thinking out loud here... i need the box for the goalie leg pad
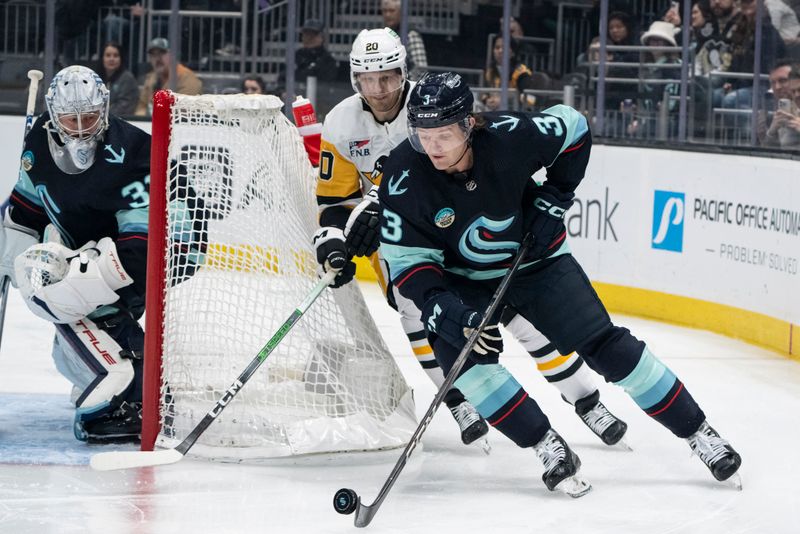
[52,314,143,440]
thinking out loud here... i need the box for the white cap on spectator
[640,21,678,46]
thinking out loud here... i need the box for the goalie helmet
[349,27,407,96]
[407,72,475,153]
[44,65,110,174]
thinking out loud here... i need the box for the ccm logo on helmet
[417,112,439,118]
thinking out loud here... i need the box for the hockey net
[142,91,416,459]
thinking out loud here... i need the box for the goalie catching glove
[525,184,574,261]
[15,237,133,323]
[312,226,356,288]
[421,291,503,363]
[344,186,381,257]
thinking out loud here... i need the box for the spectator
[664,0,720,75]
[241,75,267,95]
[603,12,640,109]
[764,0,800,48]
[763,64,800,147]
[295,19,338,83]
[97,41,139,116]
[480,36,535,111]
[716,0,786,110]
[135,38,203,116]
[381,0,428,79]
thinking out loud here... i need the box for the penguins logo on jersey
[359,155,387,185]
[458,215,519,264]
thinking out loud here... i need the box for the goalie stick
[0,69,43,352]
[90,269,339,471]
[333,234,534,528]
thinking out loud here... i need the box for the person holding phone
[764,67,800,149]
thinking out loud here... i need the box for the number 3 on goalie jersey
[381,208,402,242]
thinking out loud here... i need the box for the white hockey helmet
[349,27,407,95]
[44,66,110,173]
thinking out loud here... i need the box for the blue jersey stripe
[381,242,445,282]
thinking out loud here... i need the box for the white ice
[1,281,798,534]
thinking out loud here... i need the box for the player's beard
[365,87,403,115]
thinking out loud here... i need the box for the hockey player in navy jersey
[316,29,628,451]
[0,66,149,443]
[375,72,742,494]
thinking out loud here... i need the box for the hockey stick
[0,70,44,352]
[334,234,534,528]
[90,269,339,471]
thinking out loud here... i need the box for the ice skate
[533,429,592,498]
[83,402,142,444]
[449,400,491,454]
[686,420,742,488]
[574,391,629,448]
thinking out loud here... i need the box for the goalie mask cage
[142,91,416,459]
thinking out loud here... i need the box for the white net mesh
[155,94,416,459]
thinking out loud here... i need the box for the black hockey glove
[312,227,356,288]
[344,187,381,257]
[421,292,503,362]
[525,184,574,261]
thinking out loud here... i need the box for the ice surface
[1,283,798,534]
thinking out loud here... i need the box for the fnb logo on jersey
[651,190,685,252]
[349,139,370,157]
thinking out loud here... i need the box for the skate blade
[725,473,743,491]
[612,438,633,452]
[477,438,491,455]
[554,475,592,498]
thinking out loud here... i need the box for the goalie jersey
[8,112,151,314]
[316,82,413,229]
[377,106,591,309]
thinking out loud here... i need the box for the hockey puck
[333,488,358,515]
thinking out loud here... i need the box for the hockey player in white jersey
[313,28,627,448]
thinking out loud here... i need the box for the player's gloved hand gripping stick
[333,233,534,528]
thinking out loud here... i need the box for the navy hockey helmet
[407,72,474,129]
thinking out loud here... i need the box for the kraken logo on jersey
[388,170,409,196]
[21,150,34,171]
[489,115,520,131]
[458,215,519,264]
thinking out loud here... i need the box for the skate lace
[688,424,730,466]
[449,402,480,431]
[580,402,616,436]
[535,431,567,473]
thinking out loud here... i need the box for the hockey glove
[525,184,574,261]
[466,323,504,364]
[345,187,381,257]
[312,226,356,288]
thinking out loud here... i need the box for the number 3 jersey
[377,105,591,309]
[316,82,413,229]
[8,112,151,313]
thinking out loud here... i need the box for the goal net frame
[141,90,416,458]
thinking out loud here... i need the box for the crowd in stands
[4,0,800,150]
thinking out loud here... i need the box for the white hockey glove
[312,226,355,288]
[0,207,39,287]
[344,186,381,257]
[15,237,133,323]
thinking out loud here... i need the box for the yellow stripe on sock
[412,344,433,356]
[536,352,575,371]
